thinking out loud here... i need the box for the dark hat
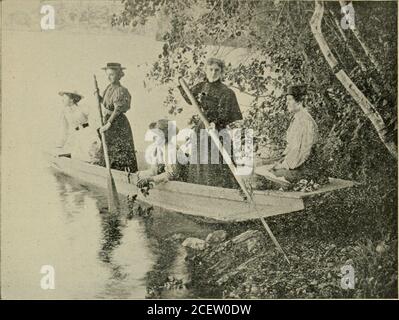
[101,62,126,70]
[285,84,307,98]
[58,90,84,103]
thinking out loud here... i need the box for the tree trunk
[310,1,397,159]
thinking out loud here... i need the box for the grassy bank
[185,186,398,299]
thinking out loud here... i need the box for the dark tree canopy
[112,0,397,180]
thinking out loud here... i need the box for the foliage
[187,190,397,298]
[113,0,397,298]
[112,0,396,172]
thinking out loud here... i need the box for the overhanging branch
[310,1,397,159]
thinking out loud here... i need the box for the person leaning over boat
[177,58,243,189]
[136,119,188,188]
[54,90,101,162]
[95,63,138,172]
[269,85,325,184]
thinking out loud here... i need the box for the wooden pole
[179,78,290,264]
[94,75,120,214]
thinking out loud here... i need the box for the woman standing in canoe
[96,63,138,172]
[178,58,243,188]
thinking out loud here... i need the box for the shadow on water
[134,205,224,299]
[51,171,223,299]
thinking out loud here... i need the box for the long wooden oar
[179,78,290,264]
[94,75,120,214]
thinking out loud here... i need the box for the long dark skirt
[96,113,138,172]
[186,133,239,189]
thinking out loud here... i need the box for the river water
[2,152,218,299]
[1,11,249,299]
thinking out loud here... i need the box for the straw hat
[101,62,126,70]
[58,90,84,103]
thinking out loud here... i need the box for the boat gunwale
[49,155,354,202]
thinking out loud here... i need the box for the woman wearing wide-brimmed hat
[55,90,101,162]
[95,62,138,172]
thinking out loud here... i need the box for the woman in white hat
[55,90,101,162]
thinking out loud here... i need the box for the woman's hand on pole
[99,122,111,133]
[136,177,154,188]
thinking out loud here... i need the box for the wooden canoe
[48,155,354,222]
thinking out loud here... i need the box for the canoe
[48,155,354,222]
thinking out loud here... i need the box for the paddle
[179,78,290,264]
[94,75,120,214]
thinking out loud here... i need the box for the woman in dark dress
[179,58,243,188]
[97,63,138,172]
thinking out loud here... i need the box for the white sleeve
[283,117,316,169]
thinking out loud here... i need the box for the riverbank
[136,187,397,299]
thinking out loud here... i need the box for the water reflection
[53,172,150,299]
[51,171,217,299]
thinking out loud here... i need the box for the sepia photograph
[0,0,397,304]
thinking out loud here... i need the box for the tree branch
[310,0,397,159]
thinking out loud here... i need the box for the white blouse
[282,107,318,170]
[57,104,89,148]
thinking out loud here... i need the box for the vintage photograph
[0,0,397,300]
